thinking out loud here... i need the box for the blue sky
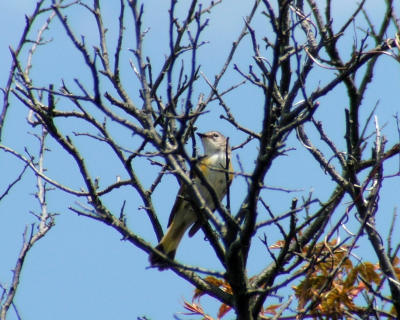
[1,1,400,319]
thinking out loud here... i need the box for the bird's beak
[197,132,206,138]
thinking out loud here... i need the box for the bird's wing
[168,155,233,236]
[167,157,208,227]
[188,156,234,237]
[167,184,187,227]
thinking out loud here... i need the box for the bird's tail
[149,218,189,270]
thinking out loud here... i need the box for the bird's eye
[213,133,219,138]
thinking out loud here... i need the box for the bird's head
[197,131,229,156]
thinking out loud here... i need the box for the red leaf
[217,303,232,319]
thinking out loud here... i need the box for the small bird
[149,131,233,269]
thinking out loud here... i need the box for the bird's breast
[197,153,231,198]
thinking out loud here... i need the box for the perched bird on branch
[149,131,233,270]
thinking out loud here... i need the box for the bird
[149,131,233,269]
